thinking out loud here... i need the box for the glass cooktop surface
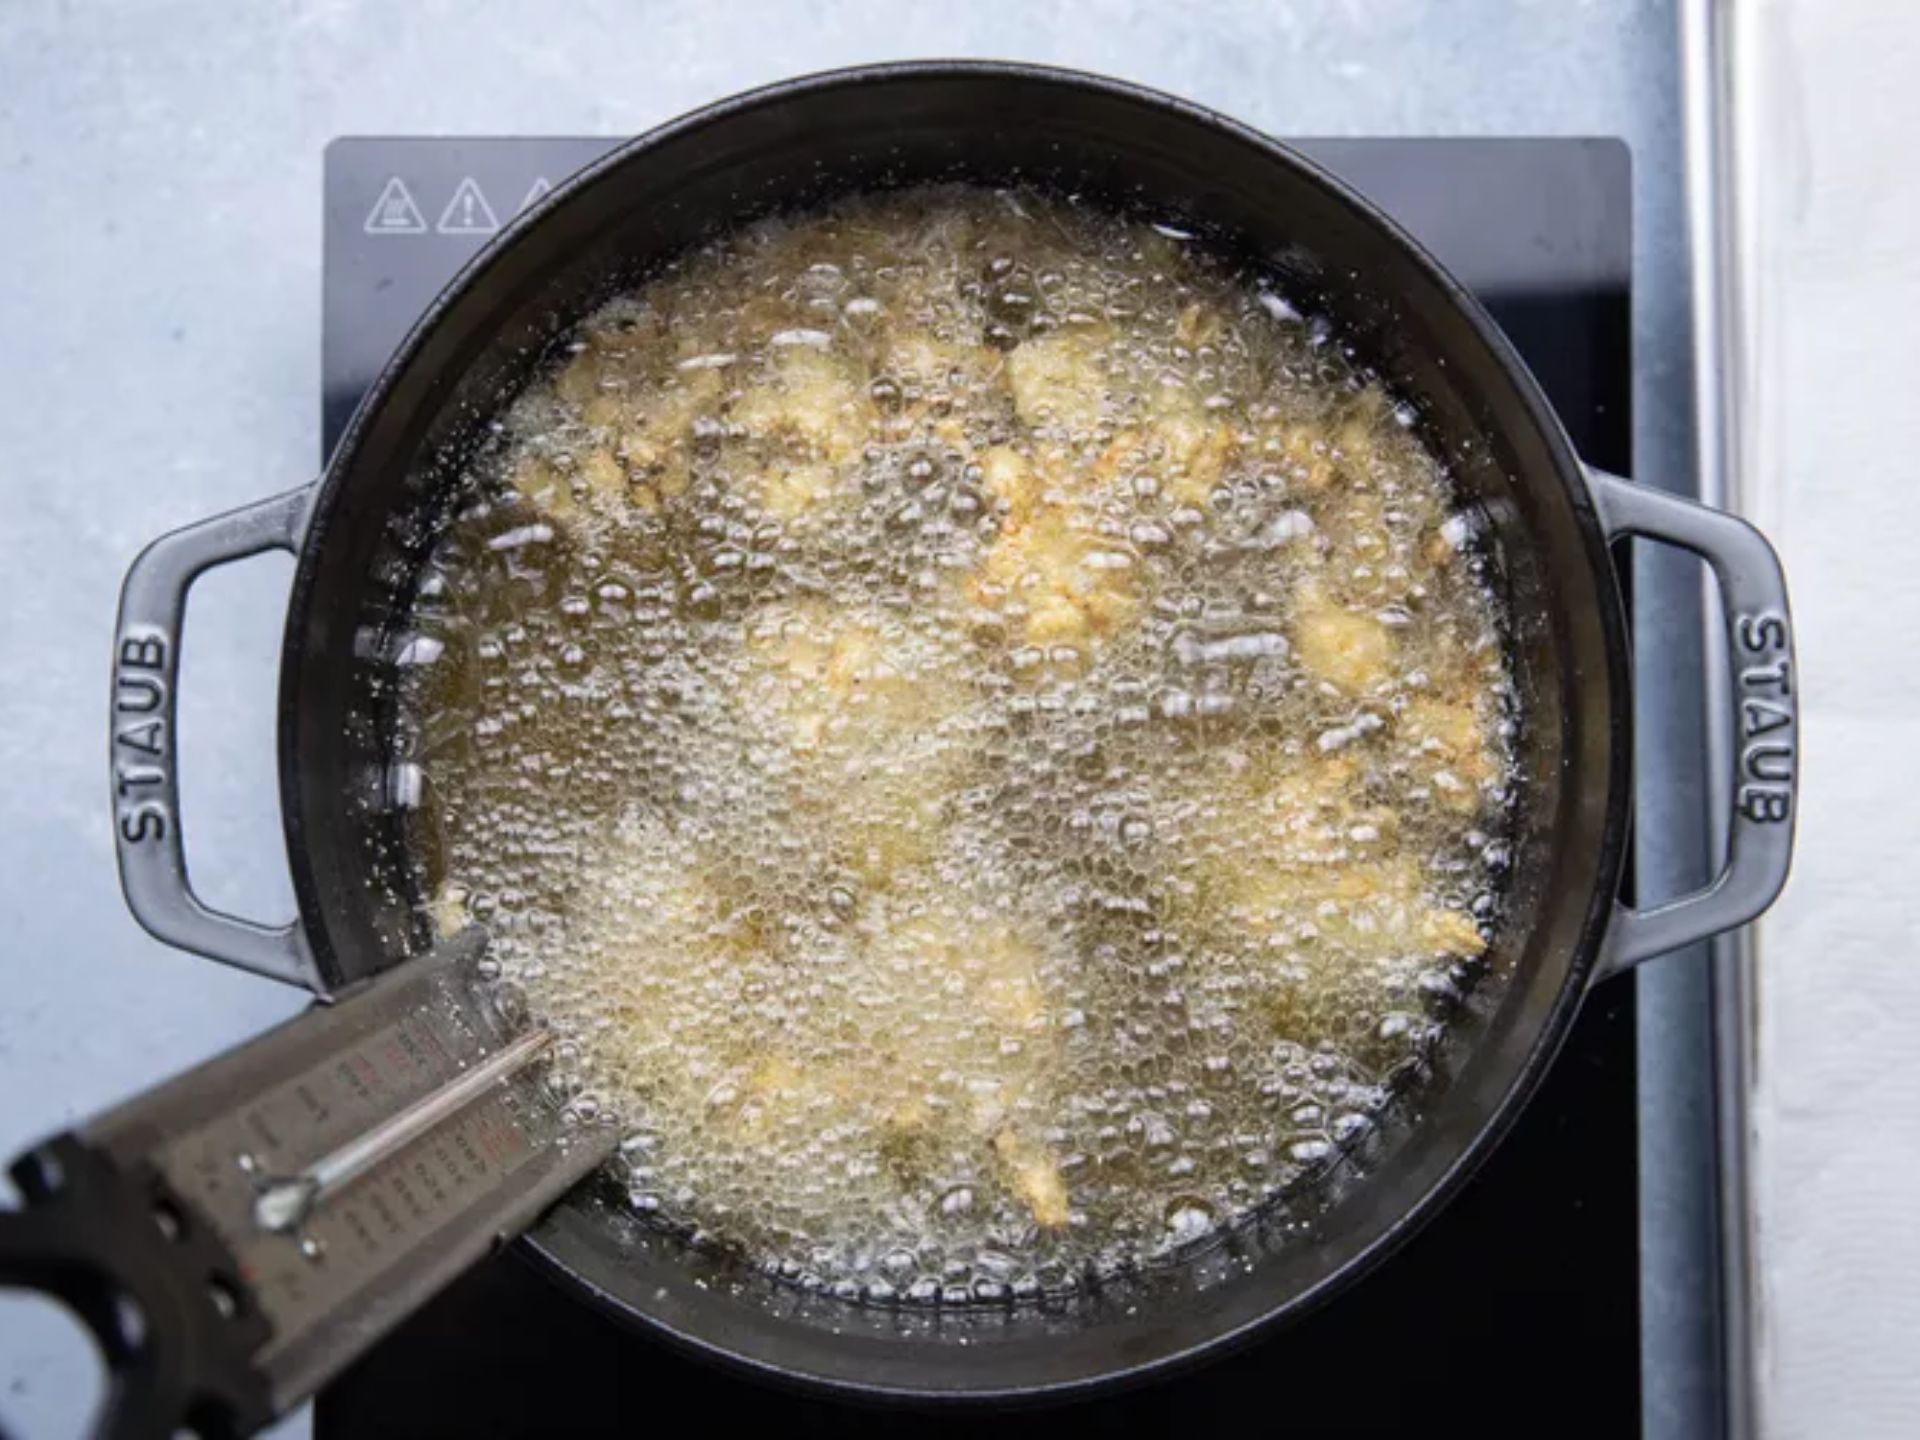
[316,136,1637,1438]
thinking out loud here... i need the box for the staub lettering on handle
[1735,611,1793,823]
[113,628,171,844]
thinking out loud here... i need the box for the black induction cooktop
[317,136,1637,1437]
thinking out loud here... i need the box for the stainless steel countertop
[0,3,1704,1435]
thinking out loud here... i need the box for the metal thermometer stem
[252,1027,556,1234]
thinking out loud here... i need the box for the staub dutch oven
[98,64,1797,1405]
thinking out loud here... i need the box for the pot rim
[281,58,1634,1401]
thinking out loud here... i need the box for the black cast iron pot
[105,62,1798,1403]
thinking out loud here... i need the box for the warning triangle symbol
[437,177,499,236]
[364,176,426,235]
[519,176,554,214]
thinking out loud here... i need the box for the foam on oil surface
[394,186,1517,1302]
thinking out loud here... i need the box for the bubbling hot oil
[395,186,1517,1302]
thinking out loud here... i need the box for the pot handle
[1588,469,1798,977]
[110,487,323,991]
